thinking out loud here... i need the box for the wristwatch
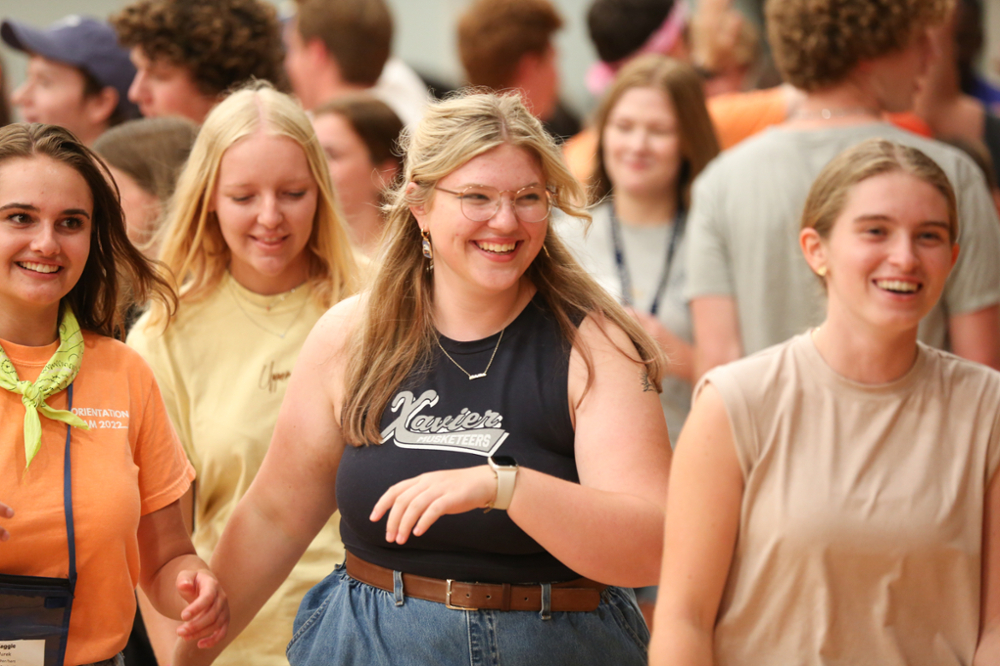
[487,455,518,511]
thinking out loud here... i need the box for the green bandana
[0,309,90,469]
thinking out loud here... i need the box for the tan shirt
[129,275,344,666]
[703,333,1000,666]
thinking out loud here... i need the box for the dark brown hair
[0,123,175,336]
[458,0,562,89]
[590,55,719,207]
[294,0,393,87]
[112,0,287,97]
[313,94,403,171]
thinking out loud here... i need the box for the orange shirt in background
[0,331,194,665]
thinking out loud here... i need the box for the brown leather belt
[345,551,606,612]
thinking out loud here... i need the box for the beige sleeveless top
[703,333,1000,666]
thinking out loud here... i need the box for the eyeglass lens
[460,186,550,223]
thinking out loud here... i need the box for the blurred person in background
[2,15,140,145]
[955,0,1000,113]
[128,81,358,666]
[915,0,1000,189]
[283,0,429,126]
[311,94,403,258]
[93,116,199,258]
[457,0,580,143]
[686,0,1000,378]
[561,54,718,450]
[111,0,286,124]
[0,53,11,127]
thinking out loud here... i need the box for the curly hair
[111,0,287,97]
[766,0,947,91]
[458,0,562,89]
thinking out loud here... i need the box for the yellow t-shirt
[0,332,194,666]
[128,275,344,666]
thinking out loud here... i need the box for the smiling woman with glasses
[185,91,674,666]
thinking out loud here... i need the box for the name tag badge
[0,640,44,666]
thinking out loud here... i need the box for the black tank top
[337,295,580,583]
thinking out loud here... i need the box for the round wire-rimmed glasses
[435,185,552,223]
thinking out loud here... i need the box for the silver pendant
[468,373,487,380]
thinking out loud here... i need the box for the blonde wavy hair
[149,81,358,325]
[341,91,663,446]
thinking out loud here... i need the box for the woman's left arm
[137,499,229,649]
[975,468,1000,664]
[374,315,672,587]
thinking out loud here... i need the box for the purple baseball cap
[1,15,140,120]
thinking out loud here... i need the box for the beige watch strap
[488,457,518,511]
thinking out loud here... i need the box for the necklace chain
[228,282,309,340]
[435,328,505,380]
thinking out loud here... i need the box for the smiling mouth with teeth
[17,262,60,274]
[475,241,519,254]
[874,279,920,294]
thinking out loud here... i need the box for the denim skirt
[287,564,649,666]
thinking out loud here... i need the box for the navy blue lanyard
[609,206,686,316]
[63,383,77,593]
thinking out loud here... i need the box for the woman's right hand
[0,501,12,541]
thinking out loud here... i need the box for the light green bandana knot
[0,309,90,469]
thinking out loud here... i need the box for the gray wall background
[2,0,1000,121]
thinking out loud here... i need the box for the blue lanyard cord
[609,206,686,316]
[64,383,76,590]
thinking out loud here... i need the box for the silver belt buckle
[445,579,477,611]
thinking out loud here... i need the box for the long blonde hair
[341,91,663,446]
[150,81,357,324]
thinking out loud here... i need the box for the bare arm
[374,315,673,587]
[137,499,227,648]
[950,305,1000,370]
[173,302,356,666]
[139,486,195,664]
[649,383,743,666]
[691,295,743,380]
[975,468,1000,665]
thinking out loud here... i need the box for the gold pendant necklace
[435,328,505,380]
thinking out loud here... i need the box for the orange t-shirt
[0,331,194,666]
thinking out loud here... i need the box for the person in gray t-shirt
[686,0,1000,376]
[560,54,719,445]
